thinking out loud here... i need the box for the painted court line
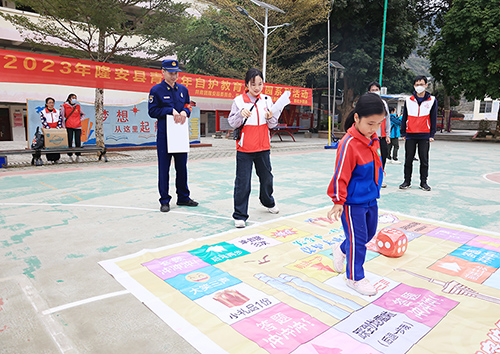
[0,202,240,222]
[42,290,131,315]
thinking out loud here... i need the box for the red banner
[0,49,312,106]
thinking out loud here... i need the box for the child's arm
[327,138,356,218]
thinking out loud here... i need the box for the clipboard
[166,114,189,153]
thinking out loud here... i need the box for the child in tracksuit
[388,107,402,163]
[327,93,386,296]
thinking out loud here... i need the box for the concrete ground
[1,132,499,353]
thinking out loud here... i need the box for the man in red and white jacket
[399,75,437,191]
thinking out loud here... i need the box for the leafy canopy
[429,0,500,100]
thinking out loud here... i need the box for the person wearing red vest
[228,68,280,228]
[40,97,63,163]
[367,82,390,188]
[61,93,85,162]
[399,76,437,191]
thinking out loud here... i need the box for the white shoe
[346,278,377,296]
[392,159,401,164]
[75,156,81,163]
[267,205,279,214]
[261,202,279,214]
[234,219,246,228]
[381,181,387,188]
[332,244,346,273]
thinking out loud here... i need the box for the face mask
[71,98,77,104]
[370,90,381,95]
[415,86,425,94]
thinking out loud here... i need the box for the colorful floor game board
[100,208,500,354]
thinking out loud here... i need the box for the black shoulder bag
[233,98,259,140]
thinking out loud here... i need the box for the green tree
[429,0,500,136]
[177,0,329,86]
[328,0,419,123]
[2,0,191,147]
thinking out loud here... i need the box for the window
[479,101,492,113]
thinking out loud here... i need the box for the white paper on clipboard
[271,91,291,117]
[166,114,189,153]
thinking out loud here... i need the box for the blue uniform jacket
[148,80,191,135]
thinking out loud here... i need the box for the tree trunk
[496,106,500,138]
[444,90,451,132]
[94,29,106,148]
[94,88,104,148]
[338,78,355,131]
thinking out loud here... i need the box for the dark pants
[378,137,388,169]
[233,150,275,221]
[67,128,82,156]
[340,204,378,281]
[404,138,430,184]
[157,134,190,205]
[46,153,60,162]
[388,138,399,160]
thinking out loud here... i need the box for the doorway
[0,108,12,141]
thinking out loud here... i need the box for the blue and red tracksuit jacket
[327,125,383,207]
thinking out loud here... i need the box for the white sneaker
[267,205,279,214]
[234,219,246,228]
[392,159,401,164]
[332,244,346,273]
[346,278,377,296]
[75,156,81,163]
[381,181,387,188]
[261,202,279,214]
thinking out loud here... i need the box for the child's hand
[327,204,343,221]
[241,108,252,118]
[265,110,273,120]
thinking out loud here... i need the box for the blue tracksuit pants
[340,204,378,281]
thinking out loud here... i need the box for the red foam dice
[374,228,407,257]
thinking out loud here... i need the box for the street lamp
[236,0,291,82]
[325,60,344,149]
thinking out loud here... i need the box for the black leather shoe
[176,199,199,207]
[419,183,431,191]
[399,181,411,190]
[160,204,170,212]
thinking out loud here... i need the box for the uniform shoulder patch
[149,95,154,103]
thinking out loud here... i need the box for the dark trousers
[157,134,190,205]
[388,138,399,160]
[340,204,378,281]
[404,138,430,184]
[233,150,275,221]
[67,128,82,156]
[46,153,60,162]
[379,137,388,169]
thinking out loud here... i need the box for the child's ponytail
[343,93,386,131]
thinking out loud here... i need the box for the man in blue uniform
[148,59,198,212]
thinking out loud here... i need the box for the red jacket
[327,125,383,206]
[63,102,82,128]
[232,93,277,153]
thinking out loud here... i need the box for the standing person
[367,82,390,187]
[229,68,280,228]
[327,93,386,296]
[40,97,63,164]
[148,59,198,212]
[61,93,85,162]
[399,75,437,191]
[387,107,402,164]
